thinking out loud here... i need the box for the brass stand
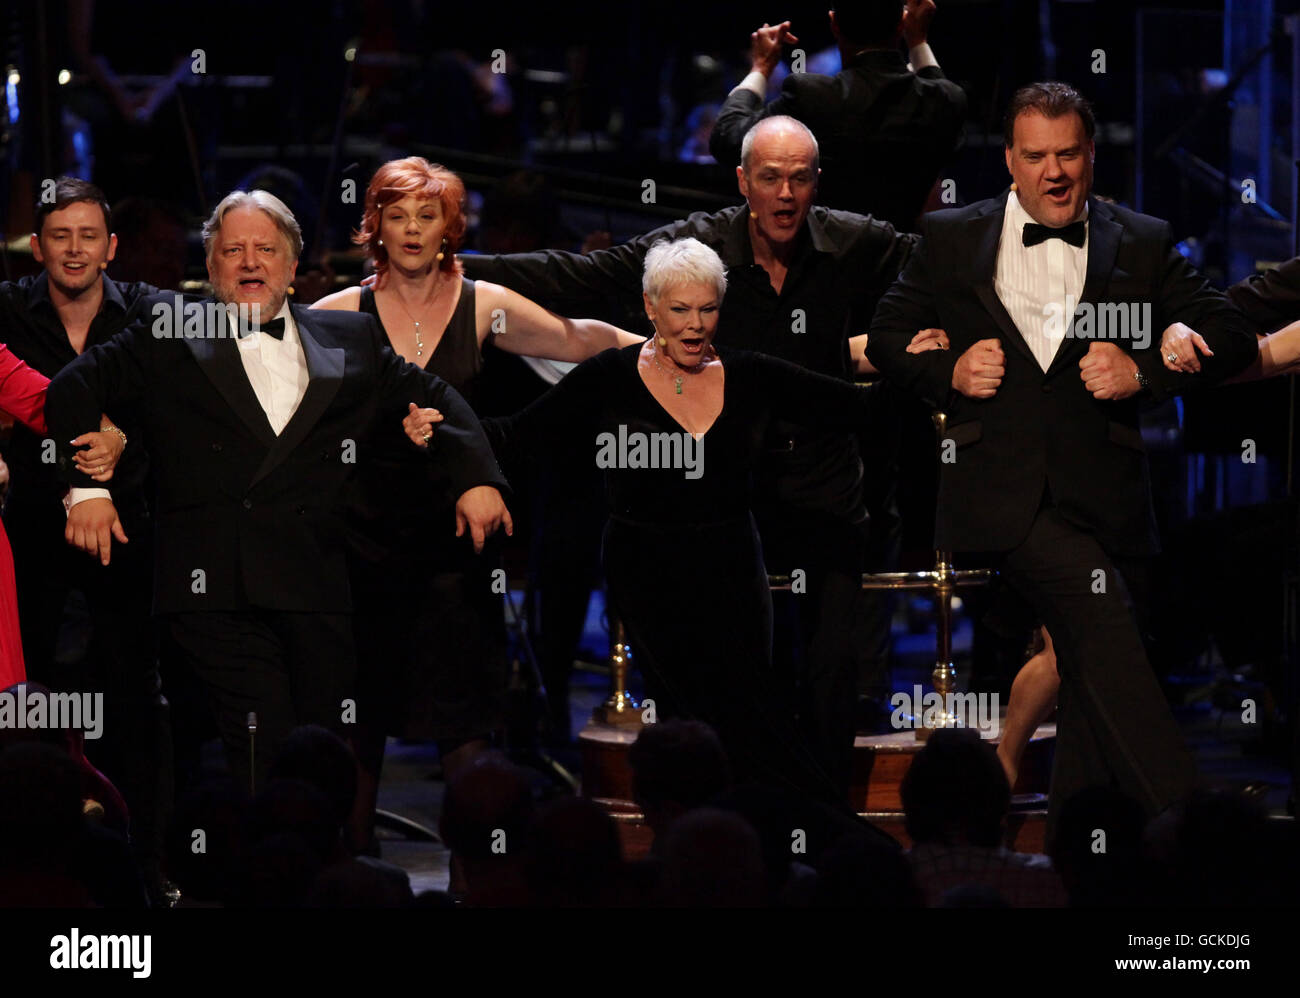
[594,618,643,727]
[769,412,996,738]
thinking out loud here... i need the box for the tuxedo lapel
[249,306,344,487]
[181,303,277,446]
[970,196,1039,368]
[1045,199,1122,379]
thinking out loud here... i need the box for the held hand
[750,21,798,76]
[403,402,445,447]
[1079,341,1140,400]
[907,327,950,353]
[902,0,937,48]
[65,497,128,567]
[71,429,126,483]
[1160,321,1213,374]
[951,338,1004,398]
[455,485,514,554]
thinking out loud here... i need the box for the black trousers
[998,504,1195,841]
[759,508,867,800]
[164,609,356,793]
[604,513,844,806]
[10,513,171,875]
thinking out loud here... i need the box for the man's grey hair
[201,189,303,260]
[642,238,728,304]
[739,115,820,173]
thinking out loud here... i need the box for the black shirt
[0,273,157,529]
[710,51,967,231]
[462,205,916,521]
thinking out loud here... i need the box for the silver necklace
[389,275,445,358]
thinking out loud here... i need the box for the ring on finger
[1166,352,1178,363]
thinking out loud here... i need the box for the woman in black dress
[479,237,875,801]
[313,157,641,851]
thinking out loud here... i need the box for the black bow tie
[1022,220,1087,248]
[245,317,287,340]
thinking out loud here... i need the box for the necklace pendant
[674,377,683,395]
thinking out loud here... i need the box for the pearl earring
[1010,182,1018,192]
[378,239,383,246]
[435,238,447,262]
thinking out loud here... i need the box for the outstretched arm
[474,281,644,359]
[867,226,956,408]
[460,240,647,321]
[478,350,617,477]
[1226,256,1300,334]
[1137,226,1258,397]
[1162,318,1300,384]
[749,352,873,432]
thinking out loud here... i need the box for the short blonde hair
[642,238,727,304]
[202,189,303,261]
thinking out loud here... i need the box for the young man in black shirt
[0,177,170,902]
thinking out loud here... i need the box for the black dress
[348,279,508,741]
[485,343,871,801]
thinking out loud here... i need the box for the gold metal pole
[594,617,643,727]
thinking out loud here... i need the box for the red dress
[0,345,50,688]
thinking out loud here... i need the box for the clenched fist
[952,339,1004,398]
[1079,342,1139,400]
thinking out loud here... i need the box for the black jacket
[46,300,506,614]
[867,193,1258,557]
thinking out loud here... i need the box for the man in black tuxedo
[710,1,966,231]
[867,82,1258,838]
[47,190,511,790]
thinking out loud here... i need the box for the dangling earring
[436,238,447,262]
[377,238,383,246]
[652,323,666,347]
[748,203,757,219]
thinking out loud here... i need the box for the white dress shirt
[69,301,308,510]
[231,302,310,435]
[993,190,1089,373]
